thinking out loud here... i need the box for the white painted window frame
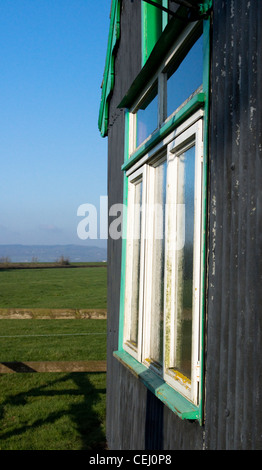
[123,165,147,361]
[163,118,203,404]
[123,112,204,405]
[142,153,167,376]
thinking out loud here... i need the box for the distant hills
[0,244,107,263]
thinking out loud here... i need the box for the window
[124,168,145,360]
[163,119,203,403]
[115,20,208,419]
[129,25,203,154]
[166,34,203,117]
[123,115,203,405]
[136,84,158,148]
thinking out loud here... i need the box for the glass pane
[167,35,203,117]
[129,179,143,346]
[174,146,195,379]
[136,85,158,147]
[149,160,167,366]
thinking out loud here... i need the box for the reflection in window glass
[174,146,195,379]
[136,86,158,147]
[129,179,143,347]
[150,160,167,366]
[167,35,203,117]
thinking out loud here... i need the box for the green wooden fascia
[199,0,213,17]
[98,0,121,137]
[142,0,163,66]
[162,0,168,29]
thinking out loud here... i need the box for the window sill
[113,350,200,421]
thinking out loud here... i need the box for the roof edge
[98,0,121,137]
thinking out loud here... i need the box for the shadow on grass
[0,372,107,450]
[70,373,107,450]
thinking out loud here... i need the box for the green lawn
[0,319,107,362]
[0,265,108,450]
[0,372,106,450]
[0,319,107,450]
[0,266,107,309]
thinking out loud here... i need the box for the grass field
[0,264,107,450]
[0,372,106,450]
[0,265,107,309]
[0,319,107,450]
[0,319,107,362]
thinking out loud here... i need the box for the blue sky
[0,0,111,247]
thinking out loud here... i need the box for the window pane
[149,160,167,366]
[129,179,143,346]
[167,35,203,117]
[136,85,158,147]
[174,146,195,379]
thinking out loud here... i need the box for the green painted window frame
[114,12,211,425]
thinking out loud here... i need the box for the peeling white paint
[236,124,240,146]
[250,106,256,130]
[212,195,216,216]
[211,220,216,276]
[230,0,234,19]
[238,55,242,88]
[250,106,256,120]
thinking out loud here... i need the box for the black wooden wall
[106,0,262,450]
[205,0,262,450]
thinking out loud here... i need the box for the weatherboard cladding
[106,0,144,450]
[205,0,262,450]
[105,0,262,450]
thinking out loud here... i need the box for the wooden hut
[98,0,262,450]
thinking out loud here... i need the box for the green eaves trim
[142,0,162,66]
[113,350,199,421]
[98,0,121,137]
